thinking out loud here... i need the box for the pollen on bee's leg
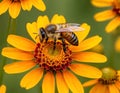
[34,42,72,72]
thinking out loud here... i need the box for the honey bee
[37,23,84,52]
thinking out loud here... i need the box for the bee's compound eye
[45,24,57,33]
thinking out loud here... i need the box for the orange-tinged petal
[9,2,21,19]
[20,68,43,89]
[4,60,36,74]
[0,0,11,15]
[115,37,120,52]
[69,23,90,52]
[42,72,55,93]
[26,22,39,42]
[70,35,102,52]
[83,79,98,87]
[63,70,84,93]
[37,15,50,28]
[0,85,6,93]
[2,47,34,60]
[56,72,69,93]
[109,84,119,93]
[94,10,116,21]
[115,81,120,90]
[21,0,32,11]
[91,0,113,7]
[51,14,66,24]
[90,84,107,93]
[106,17,120,33]
[32,0,46,11]
[7,35,36,51]
[72,52,107,63]
[69,63,102,78]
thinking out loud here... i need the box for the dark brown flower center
[113,0,120,15]
[34,42,72,72]
[11,0,20,2]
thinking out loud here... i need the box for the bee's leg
[40,27,47,42]
[53,37,56,51]
[61,38,66,53]
[45,36,49,43]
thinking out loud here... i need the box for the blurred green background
[0,0,120,93]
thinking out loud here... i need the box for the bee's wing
[56,26,84,32]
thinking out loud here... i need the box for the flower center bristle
[98,67,119,85]
[34,42,72,72]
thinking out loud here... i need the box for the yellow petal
[0,85,6,93]
[9,2,21,19]
[42,72,55,93]
[4,60,36,74]
[69,63,102,78]
[91,0,113,7]
[69,23,90,52]
[32,0,46,11]
[106,17,120,33]
[2,47,34,60]
[20,68,43,89]
[26,22,39,42]
[109,84,119,93]
[90,84,107,93]
[37,15,50,28]
[62,70,84,93]
[115,81,120,90]
[21,0,32,11]
[7,34,36,51]
[83,79,98,87]
[72,52,107,63]
[115,37,120,52]
[56,72,69,93]
[94,10,116,21]
[51,14,66,24]
[0,0,11,15]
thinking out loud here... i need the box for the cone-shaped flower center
[12,0,20,2]
[99,67,118,84]
[113,1,120,15]
[34,42,72,72]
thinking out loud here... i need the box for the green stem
[0,16,17,85]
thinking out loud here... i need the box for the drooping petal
[20,68,43,89]
[62,70,84,93]
[56,72,69,93]
[106,17,120,33]
[69,23,90,52]
[9,2,21,19]
[69,63,102,78]
[42,72,55,93]
[37,15,50,28]
[26,22,39,42]
[51,14,66,24]
[21,0,32,11]
[83,79,98,87]
[72,52,107,63]
[115,37,120,52]
[7,35,36,51]
[90,84,107,93]
[94,10,116,21]
[32,0,46,11]
[0,85,6,93]
[4,60,36,74]
[109,84,119,93]
[0,0,11,15]
[91,0,113,7]
[2,47,34,60]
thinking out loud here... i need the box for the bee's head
[45,24,57,33]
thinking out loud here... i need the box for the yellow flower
[0,85,6,93]
[83,67,120,93]
[115,36,120,52]
[92,0,120,33]
[2,14,107,93]
[0,0,46,19]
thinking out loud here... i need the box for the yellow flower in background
[2,14,107,93]
[83,67,120,93]
[0,85,6,93]
[0,0,46,19]
[115,36,120,52]
[92,0,120,33]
